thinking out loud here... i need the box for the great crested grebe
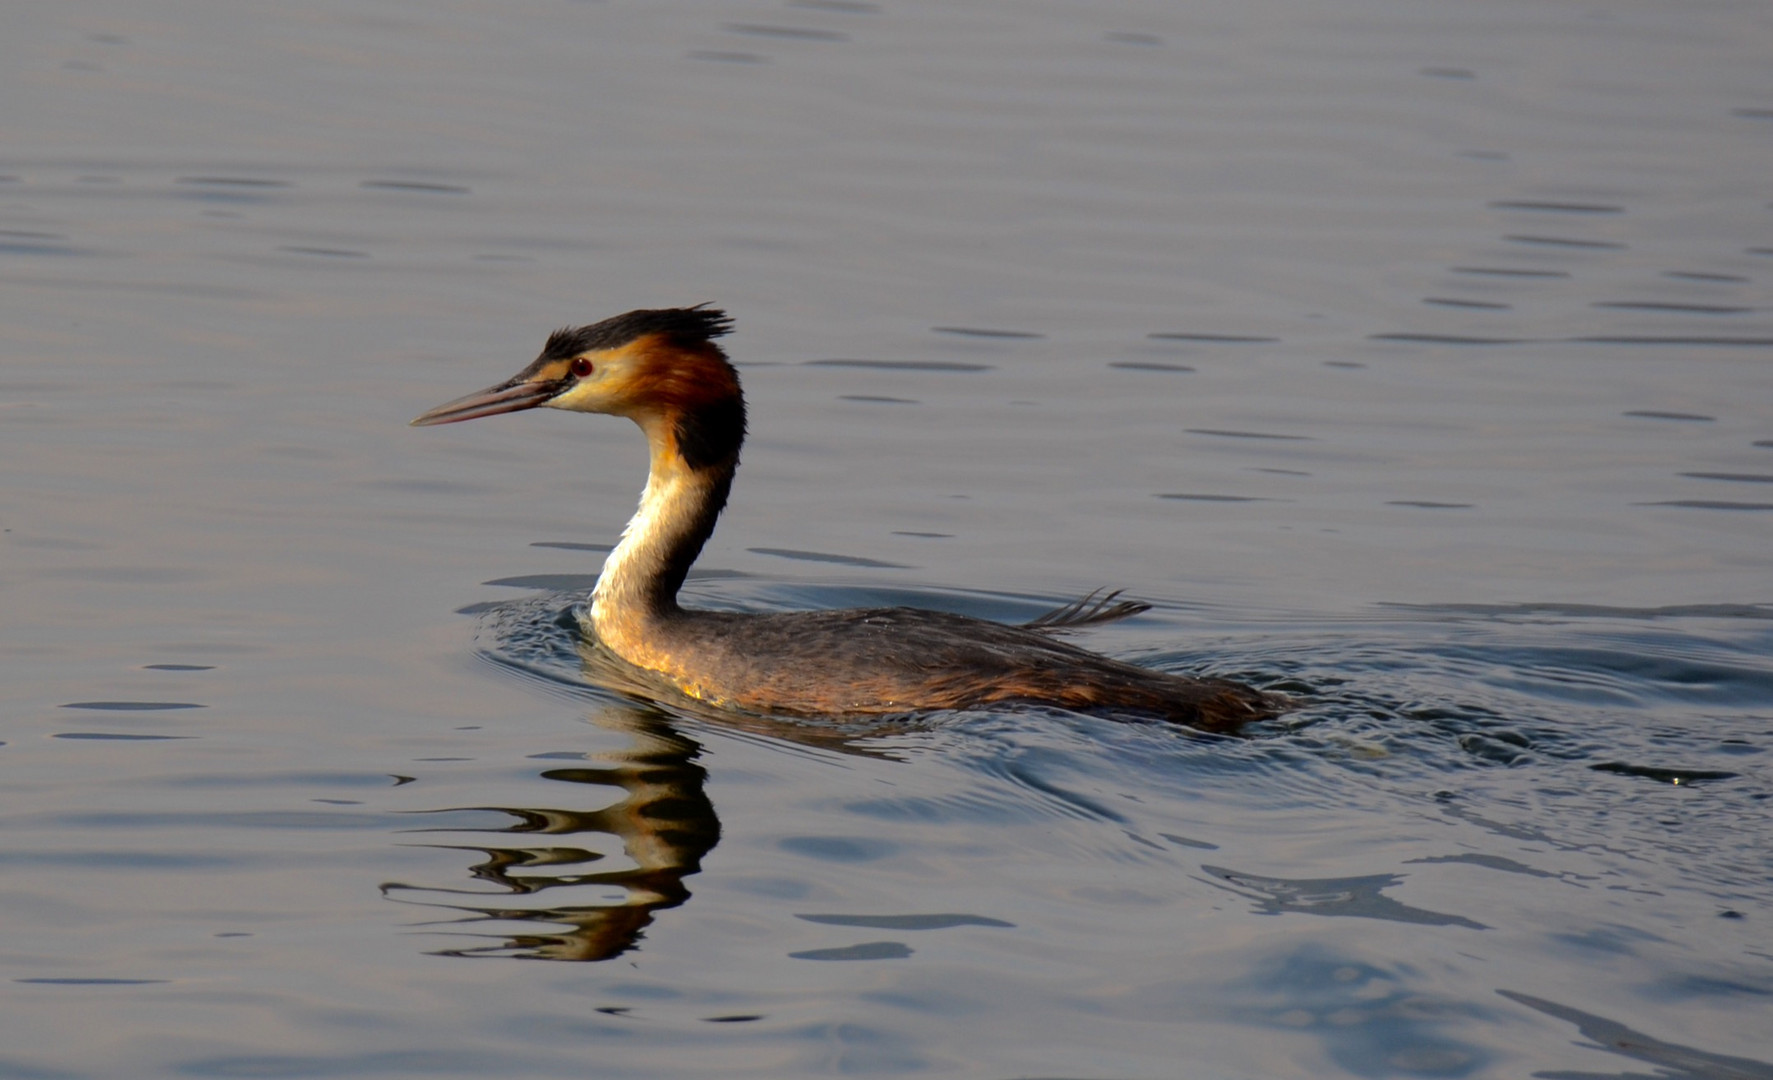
[413,307,1278,732]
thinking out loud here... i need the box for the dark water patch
[1433,639,1773,707]
[1653,974,1773,1001]
[360,180,470,194]
[172,177,293,203]
[748,547,909,568]
[151,379,233,391]
[1107,31,1164,45]
[0,274,261,299]
[1218,947,1492,1078]
[1423,297,1511,309]
[1730,107,1773,119]
[892,531,951,538]
[362,477,488,495]
[1637,500,1773,511]
[1457,732,1531,765]
[1147,332,1277,342]
[972,748,1135,824]
[1756,440,1773,448]
[806,358,992,372]
[790,0,880,11]
[61,809,391,829]
[44,566,205,584]
[1157,493,1285,503]
[1185,428,1312,440]
[702,1014,763,1023]
[780,835,899,863]
[1590,762,1739,785]
[1748,247,1773,257]
[60,700,203,710]
[1370,333,1526,345]
[1548,924,1667,957]
[531,540,613,552]
[1324,360,1366,368]
[176,176,292,188]
[16,978,168,986]
[484,573,602,590]
[1161,832,1219,850]
[1623,410,1714,421]
[277,245,368,258]
[1202,866,1487,928]
[931,326,1044,339]
[1572,335,1773,346]
[1681,472,1773,483]
[1450,266,1571,278]
[1665,271,1750,283]
[1420,66,1476,79]
[1405,853,1557,878]
[839,394,919,404]
[1379,601,1773,620]
[1251,467,1310,476]
[1489,200,1624,214]
[0,850,240,871]
[179,1049,559,1078]
[4,529,94,547]
[1498,990,1773,1079]
[1594,301,1755,314]
[1387,500,1474,508]
[790,941,912,961]
[166,770,409,789]
[142,664,213,671]
[53,733,193,741]
[796,913,1013,930]
[1109,361,1194,372]
[0,233,89,256]
[687,51,768,63]
[1505,235,1625,249]
[724,24,849,41]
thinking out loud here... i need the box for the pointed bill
[410,376,565,426]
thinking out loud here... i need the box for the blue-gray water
[3,1,1770,1077]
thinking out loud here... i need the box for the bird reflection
[383,701,721,961]
[385,625,910,962]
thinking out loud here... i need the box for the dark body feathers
[642,606,1275,734]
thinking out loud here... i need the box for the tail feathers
[1022,588,1152,633]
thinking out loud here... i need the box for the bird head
[411,306,738,428]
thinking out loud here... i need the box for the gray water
[3,1,1771,1077]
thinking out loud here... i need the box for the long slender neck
[590,411,736,658]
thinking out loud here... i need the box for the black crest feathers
[542,306,733,360]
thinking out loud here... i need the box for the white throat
[586,414,728,662]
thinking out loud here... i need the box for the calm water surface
[2,1,1770,1077]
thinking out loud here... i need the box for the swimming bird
[413,307,1277,732]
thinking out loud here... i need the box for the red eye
[570,357,594,378]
